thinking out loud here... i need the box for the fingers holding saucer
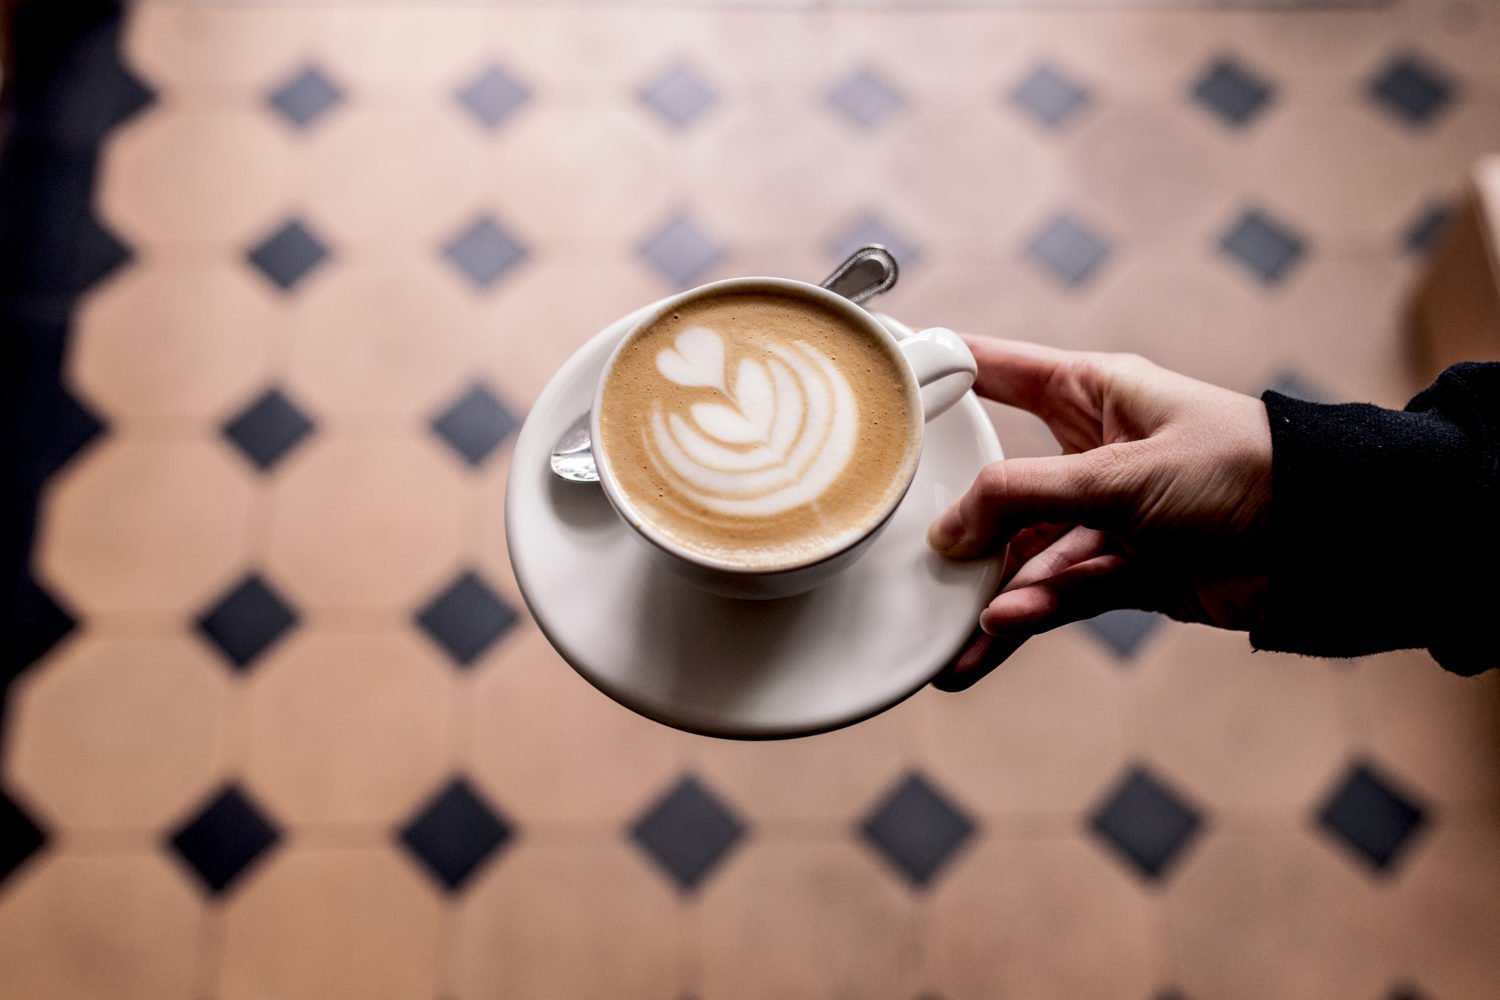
[930,625,1028,693]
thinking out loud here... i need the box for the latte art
[598,290,918,569]
[646,327,859,518]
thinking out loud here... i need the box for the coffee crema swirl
[598,290,918,569]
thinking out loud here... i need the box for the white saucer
[505,306,1003,740]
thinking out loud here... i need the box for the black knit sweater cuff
[1251,389,1493,673]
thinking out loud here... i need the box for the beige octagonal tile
[453,839,681,1000]
[70,265,277,425]
[1355,648,1500,814]
[1242,98,1434,246]
[483,106,677,256]
[99,107,292,246]
[1051,12,1241,101]
[244,629,453,826]
[922,627,1129,819]
[690,693,911,824]
[300,107,486,252]
[1073,248,1274,396]
[1062,99,1231,245]
[0,852,202,1000]
[685,103,868,248]
[285,264,479,425]
[698,839,920,1000]
[1227,9,1394,87]
[522,9,719,106]
[468,627,685,826]
[1262,252,1421,409]
[473,260,664,412]
[266,431,469,609]
[124,6,317,100]
[810,12,1031,109]
[219,847,442,1000]
[882,262,1076,356]
[871,109,1060,258]
[927,835,1158,1000]
[5,635,228,831]
[1392,823,1500,998]
[1122,624,1350,813]
[37,437,253,615]
[311,7,499,100]
[1166,826,1397,1000]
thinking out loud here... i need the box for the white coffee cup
[591,276,976,599]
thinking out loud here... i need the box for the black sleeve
[1250,362,1500,675]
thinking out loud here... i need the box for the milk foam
[644,326,859,518]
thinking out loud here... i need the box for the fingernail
[979,609,1012,636]
[979,594,1025,635]
[927,507,964,554]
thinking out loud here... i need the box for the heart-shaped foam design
[655,326,726,392]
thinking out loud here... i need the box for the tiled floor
[3,0,1500,998]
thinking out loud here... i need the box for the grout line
[192,905,226,1000]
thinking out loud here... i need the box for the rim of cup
[590,275,927,577]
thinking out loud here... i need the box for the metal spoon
[549,245,900,483]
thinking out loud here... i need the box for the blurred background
[2,0,1500,997]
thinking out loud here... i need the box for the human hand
[929,335,1273,691]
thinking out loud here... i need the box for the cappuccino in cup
[598,288,922,570]
[590,276,976,599]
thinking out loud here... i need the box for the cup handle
[896,327,977,422]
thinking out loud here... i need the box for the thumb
[928,447,1140,559]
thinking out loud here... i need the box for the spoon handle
[820,245,900,305]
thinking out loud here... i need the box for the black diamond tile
[455,64,530,129]
[415,571,519,667]
[638,214,724,289]
[398,777,513,892]
[1316,761,1427,873]
[246,219,330,292]
[827,67,904,129]
[1402,200,1451,255]
[268,65,343,129]
[1025,213,1112,289]
[1191,57,1275,128]
[860,772,976,889]
[1010,64,1090,129]
[222,387,315,472]
[1386,983,1434,1000]
[75,213,131,293]
[196,574,299,671]
[1219,208,1307,285]
[1,578,75,676]
[168,785,280,895]
[1088,766,1203,881]
[1,142,98,299]
[0,787,47,886]
[1388,986,1431,1000]
[630,774,746,893]
[829,214,921,270]
[111,63,157,131]
[1266,370,1330,403]
[1081,609,1166,661]
[431,384,519,467]
[1368,54,1456,127]
[33,383,105,483]
[639,63,718,129]
[442,217,527,289]
[10,12,155,149]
